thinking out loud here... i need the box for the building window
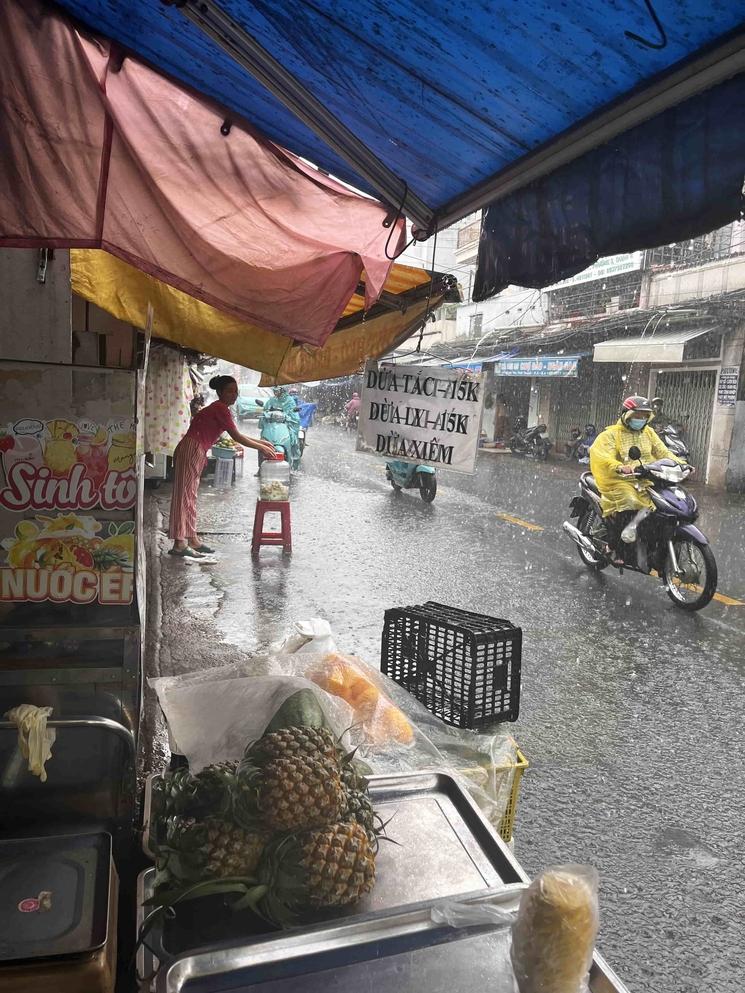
[469,313,483,335]
[646,222,743,270]
[443,303,458,320]
[547,271,642,321]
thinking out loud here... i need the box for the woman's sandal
[191,544,215,554]
[168,547,203,558]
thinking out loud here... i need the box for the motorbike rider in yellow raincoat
[589,395,688,547]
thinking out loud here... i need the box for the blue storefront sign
[493,354,581,377]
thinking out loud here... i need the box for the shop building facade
[437,218,745,490]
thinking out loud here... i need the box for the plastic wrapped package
[270,618,338,657]
[264,648,521,837]
[511,865,599,993]
[148,669,353,771]
[150,619,524,839]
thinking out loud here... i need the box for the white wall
[0,248,71,364]
[643,256,745,309]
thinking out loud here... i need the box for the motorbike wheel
[419,474,437,503]
[509,441,522,456]
[662,538,717,611]
[577,508,609,572]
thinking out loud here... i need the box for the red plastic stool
[252,500,292,556]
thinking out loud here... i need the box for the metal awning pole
[164,0,434,233]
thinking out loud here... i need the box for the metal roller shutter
[653,369,716,472]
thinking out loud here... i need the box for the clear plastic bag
[263,643,521,838]
[151,617,524,839]
[430,900,518,928]
[149,670,352,771]
[510,865,599,993]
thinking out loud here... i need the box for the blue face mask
[628,417,647,431]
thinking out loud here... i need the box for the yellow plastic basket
[496,746,528,842]
[455,745,529,843]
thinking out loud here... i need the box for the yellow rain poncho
[589,420,680,517]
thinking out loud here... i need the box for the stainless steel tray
[142,770,524,891]
[138,772,629,993]
[158,886,525,993]
[138,771,524,985]
[150,885,630,993]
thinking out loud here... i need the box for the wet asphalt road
[147,424,745,993]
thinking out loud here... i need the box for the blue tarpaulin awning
[47,1,745,290]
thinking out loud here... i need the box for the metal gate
[653,369,717,471]
[553,374,592,448]
[591,363,627,432]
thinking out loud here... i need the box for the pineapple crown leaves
[145,875,266,916]
[154,763,256,826]
[251,834,313,927]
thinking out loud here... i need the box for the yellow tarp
[70,250,437,383]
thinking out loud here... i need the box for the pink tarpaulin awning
[0,0,404,347]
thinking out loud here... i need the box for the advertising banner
[356,361,484,474]
[0,364,137,611]
[493,354,581,378]
[717,366,739,407]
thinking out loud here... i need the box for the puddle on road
[656,827,720,868]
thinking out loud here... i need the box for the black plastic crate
[382,601,521,729]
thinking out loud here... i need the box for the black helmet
[620,395,653,427]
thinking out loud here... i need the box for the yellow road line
[495,512,544,532]
[648,570,744,606]
[713,592,745,606]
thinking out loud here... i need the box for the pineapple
[341,787,377,837]
[202,818,266,878]
[154,815,266,895]
[255,755,344,832]
[255,821,376,925]
[243,726,339,768]
[240,726,348,833]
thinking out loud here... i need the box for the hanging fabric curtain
[0,0,404,347]
[474,74,745,301]
[70,250,449,384]
[144,345,193,456]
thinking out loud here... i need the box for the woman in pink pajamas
[168,375,275,557]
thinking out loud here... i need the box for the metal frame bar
[172,0,434,232]
[0,715,135,767]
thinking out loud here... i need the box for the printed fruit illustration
[76,432,109,488]
[92,522,135,571]
[44,419,79,477]
[1,514,105,571]
[72,546,95,569]
[44,439,77,476]
[108,432,135,471]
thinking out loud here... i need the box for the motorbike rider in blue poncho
[259,385,301,469]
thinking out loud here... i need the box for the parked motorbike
[653,419,690,459]
[651,397,690,459]
[510,417,552,460]
[566,424,597,463]
[563,445,717,611]
[386,460,437,502]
